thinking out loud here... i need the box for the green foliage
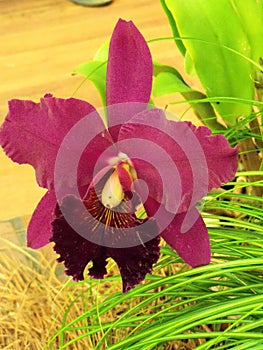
[160,0,263,126]
[159,0,186,56]
[231,0,263,67]
[73,61,107,105]
[153,63,193,96]
[73,41,109,105]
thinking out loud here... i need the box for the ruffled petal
[107,239,160,293]
[51,194,160,292]
[118,109,238,213]
[106,19,152,138]
[0,94,111,190]
[52,203,108,281]
[27,190,57,249]
[192,125,239,188]
[161,208,210,267]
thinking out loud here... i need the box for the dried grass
[0,237,98,349]
[0,236,198,349]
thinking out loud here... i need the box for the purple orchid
[0,19,238,292]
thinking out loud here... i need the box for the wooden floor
[0,0,197,220]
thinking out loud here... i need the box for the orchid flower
[0,19,238,292]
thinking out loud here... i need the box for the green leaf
[153,63,193,96]
[184,51,196,76]
[93,40,109,61]
[153,63,225,130]
[164,0,255,126]
[230,0,263,68]
[72,40,109,105]
[231,0,263,100]
[160,0,186,56]
[73,60,107,105]
[153,71,193,96]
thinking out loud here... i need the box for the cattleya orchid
[0,19,238,292]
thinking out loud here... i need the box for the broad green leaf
[231,0,263,68]
[73,60,107,105]
[160,0,186,56]
[72,40,109,105]
[164,0,254,126]
[184,51,196,77]
[231,0,263,100]
[94,40,109,61]
[153,63,193,96]
[153,71,193,96]
[153,63,225,130]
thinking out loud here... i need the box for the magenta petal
[106,19,152,106]
[0,94,101,190]
[118,109,193,213]
[27,190,57,249]
[108,239,160,293]
[193,126,239,189]
[106,19,152,133]
[161,208,210,267]
[118,109,238,213]
[51,196,160,292]
[52,204,108,281]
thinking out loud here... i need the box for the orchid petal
[161,208,210,267]
[108,238,160,293]
[106,19,152,136]
[27,190,57,249]
[0,94,109,190]
[52,203,108,281]
[118,109,238,213]
[106,19,152,106]
[51,195,160,292]
[193,125,239,188]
